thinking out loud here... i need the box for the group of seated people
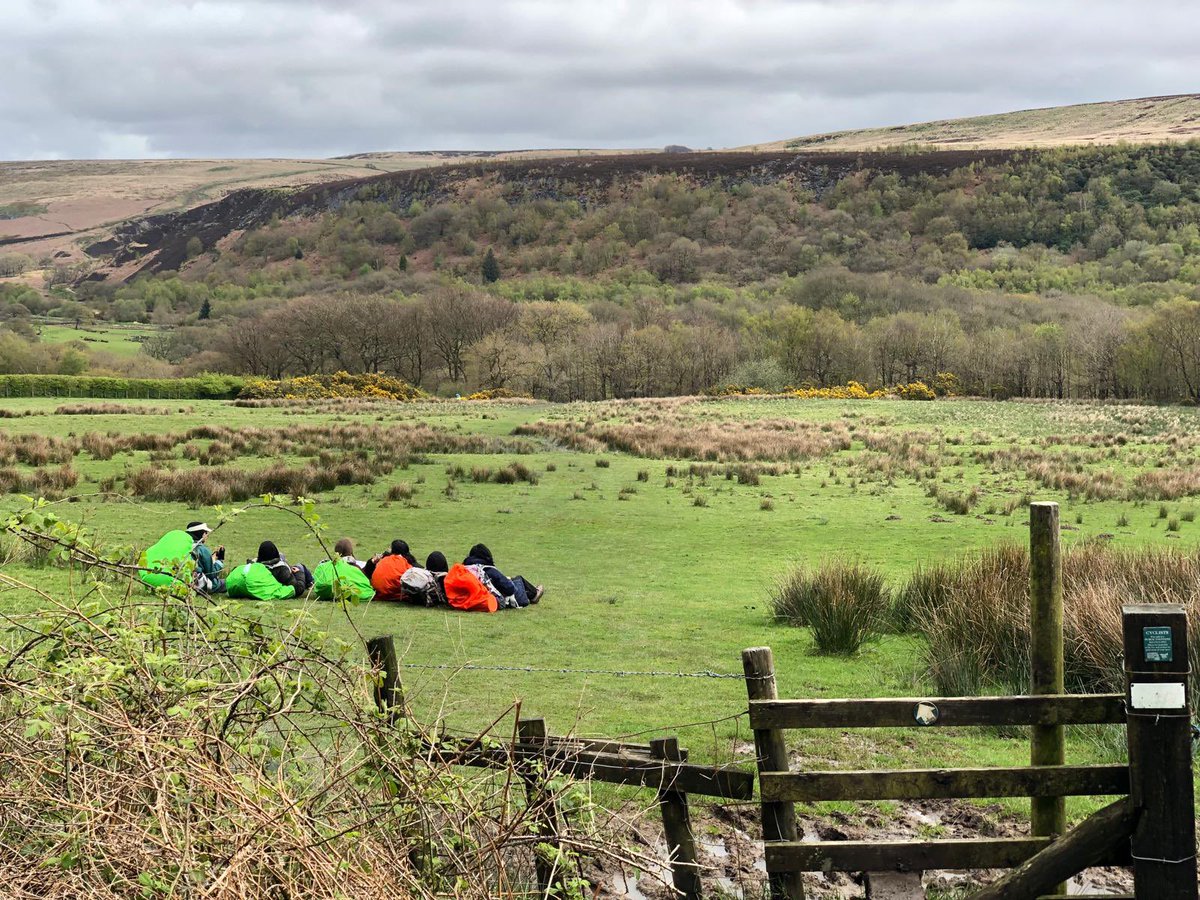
[142,522,543,613]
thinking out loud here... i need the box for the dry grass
[53,403,176,416]
[0,423,532,483]
[904,542,1200,698]
[124,458,392,505]
[0,465,79,498]
[519,417,852,462]
[0,434,77,466]
[763,93,1200,152]
[978,445,1200,502]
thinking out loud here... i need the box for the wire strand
[397,661,754,679]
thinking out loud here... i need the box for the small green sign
[1143,626,1174,663]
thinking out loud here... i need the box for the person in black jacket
[255,540,314,594]
[389,540,418,567]
[463,543,542,608]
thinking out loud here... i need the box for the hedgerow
[0,373,243,400]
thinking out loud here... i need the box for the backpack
[468,563,518,609]
[400,566,444,607]
[312,559,375,603]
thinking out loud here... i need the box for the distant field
[34,323,159,357]
[755,93,1200,151]
[1,393,1194,825]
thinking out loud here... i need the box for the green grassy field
[3,395,1198,824]
[34,323,161,358]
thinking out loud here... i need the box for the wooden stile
[518,718,566,898]
[1121,604,1198,900]
[972,798,1138,900]
[1030,501,1066,895]
[365,635,404,723]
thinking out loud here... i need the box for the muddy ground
[588,796,1135,899]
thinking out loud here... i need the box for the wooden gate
[743,604,1198,900]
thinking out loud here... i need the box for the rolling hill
[753,94,1200,152]
[6,93,1200,273]
[0,149,647,264]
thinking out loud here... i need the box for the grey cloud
[2,0,1198,159]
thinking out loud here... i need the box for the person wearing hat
[186,521,226,594]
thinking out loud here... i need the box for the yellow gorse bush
[788,381,887,400]
[240,372,426,401]
[463,388,528,401]
[715,379,946,400]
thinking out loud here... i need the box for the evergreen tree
[198,298,211,320]
[398,254,408,272]
[481,248,500,283]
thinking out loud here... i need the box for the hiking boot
[531,585,545,604]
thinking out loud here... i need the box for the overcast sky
[3,0,1197,160]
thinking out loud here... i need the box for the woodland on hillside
[5,144,1200,401]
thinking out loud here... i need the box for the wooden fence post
[518,717,565,897]
[651,736,702,900]
[365,635,404,724]
[1122,604,1198,900]
[1029,502,1066,856]
[743,647,805,900]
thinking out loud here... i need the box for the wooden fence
[365,503,1199,900]
[366,636,753,899]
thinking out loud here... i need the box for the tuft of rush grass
[387,482,415,502]
[770,559,890,655]
[905,541,1200,698]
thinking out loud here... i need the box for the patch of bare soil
[590,798,1134,899]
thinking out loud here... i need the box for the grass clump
[770,560,890,655]
[386,482,415,502]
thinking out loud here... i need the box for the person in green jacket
[186,521,226,594]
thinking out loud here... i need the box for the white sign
[1130,682,1187,710]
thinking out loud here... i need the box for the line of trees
[135,284,1200,403]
